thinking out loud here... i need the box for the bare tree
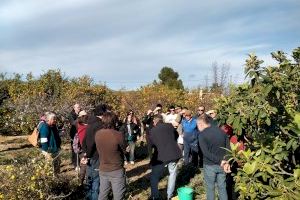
[212,62,218,87]
[220,63,230,88]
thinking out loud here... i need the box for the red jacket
[77,123,87,145]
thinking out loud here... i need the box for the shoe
[130,161,135,165]
[124,161,128,165]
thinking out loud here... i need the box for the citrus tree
[216,47,300,199]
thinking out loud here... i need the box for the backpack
[72,133,82,154]
[28,121,44,147]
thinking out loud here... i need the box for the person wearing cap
[181,110,199,166]
[68,103,81,168]
[76,110,89,184]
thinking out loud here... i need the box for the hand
[223,163,231,173]
[147,110,153,115]
[220,160,227,168]
[126,146,130,152]
[81,157,88,165]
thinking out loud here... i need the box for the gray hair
[45,112,56,122]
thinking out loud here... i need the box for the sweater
[198,126,230,165]
[95,129,125,172]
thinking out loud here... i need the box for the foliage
[157,66,184,90]
[0,69,219,135]
[118,84,218,120]
[216,47,300,199]
[0,70,120,135]
[0,150,79,200]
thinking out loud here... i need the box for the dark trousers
[71,141,77,167]
[183,134,198,166]
[98,168,126,200]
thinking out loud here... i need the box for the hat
[78,110,87,117]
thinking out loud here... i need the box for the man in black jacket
[149,114,182,200]
[197,114,231,200]
[68,103,81,168]
[82,104,107,200]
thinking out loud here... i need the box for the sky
[0,0,299,90]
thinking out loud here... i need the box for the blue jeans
[125,141,135,162]
[86,158,100,200]
[203,164,228,200]
[183,133,198,166]
[98,168,126,200]
[150,162,178,199]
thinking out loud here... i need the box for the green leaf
[266,117,271,126]
[293,169,300,179]
[276,90,280,99]
[268,190,282,197]
[266,166,274,175]
[255,149,262,156]
[259,111,267,119]
[292,140,299,151]
[243,161,257,175]
[286,139,294,150]
[264,85,273,94]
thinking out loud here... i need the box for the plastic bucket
[177,187,194,200]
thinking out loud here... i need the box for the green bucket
[177,187,194,200]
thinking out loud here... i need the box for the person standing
[95,112,126,200]
[197,114,231,200]
[120,112,140,165]
[69,103,81,168]
[76,110,89,184]
[82,104,107,200]
[181,110,198,166]
[39,112,61,175]
[149,114,182,200]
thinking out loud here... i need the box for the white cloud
[0,0,299,89]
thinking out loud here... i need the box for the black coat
[82,115,103,160]
[68,109,78,139]
[120,122,140,142]
[149,122,182,165]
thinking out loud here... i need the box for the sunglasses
[198,109,204,111]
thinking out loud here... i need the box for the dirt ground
[0,135,206,200]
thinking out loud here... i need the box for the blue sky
[0,0,299,90]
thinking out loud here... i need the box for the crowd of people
[37,102,246,200]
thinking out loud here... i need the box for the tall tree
[158,66,184,90]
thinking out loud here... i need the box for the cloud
[0,0,299,89]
